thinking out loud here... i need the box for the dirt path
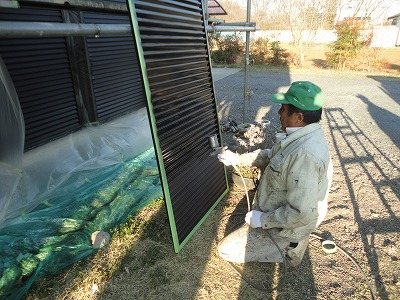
[214,69,400,299]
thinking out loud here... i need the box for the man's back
[254,123,333,242]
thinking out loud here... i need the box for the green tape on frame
[126,0,229,253]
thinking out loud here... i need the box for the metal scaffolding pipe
[206,25,258,32]
[243,0,252,123]
[0,22,132,38]
[0,21,257,39]
[19,0,127,13]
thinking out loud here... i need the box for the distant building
[387,13,400,46]
[388,13,400,26]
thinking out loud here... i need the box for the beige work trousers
[217,224,308,266]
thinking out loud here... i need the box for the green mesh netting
[0,148,162,299]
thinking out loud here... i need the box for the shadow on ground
[325,106,399,300]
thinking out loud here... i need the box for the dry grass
[25,185,381,300]
[283,44,400,75]
[233,44,400,77]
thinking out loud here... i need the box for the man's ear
[296,112,305,124]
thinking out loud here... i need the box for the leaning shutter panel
[129,0,228,251]
[0,7,80,150]
[83,12,146,122]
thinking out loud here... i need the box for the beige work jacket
[237,123,333,242]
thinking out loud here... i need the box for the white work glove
[217,150,239,166]
[245,210,263,228]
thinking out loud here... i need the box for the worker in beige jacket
[217,81,333,266]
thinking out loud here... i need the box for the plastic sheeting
[0,148,162,299]
[0,55,162,298]
[4,106,154,223]
[0,101,154,225]
[0,56,25,225]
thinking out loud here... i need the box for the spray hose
[231,164,251,212]
[309,233,377,300]
[221,160,288,291]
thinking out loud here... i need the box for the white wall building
[254,25,400,48]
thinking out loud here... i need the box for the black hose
[310,233,377,300]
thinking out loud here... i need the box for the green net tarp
[0,148,162,299]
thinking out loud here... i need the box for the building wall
[254,26,400,48]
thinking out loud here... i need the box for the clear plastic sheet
[0,56,25,225]
[0,148,162,299]
[0,56,162,298]
[3,107,155,224]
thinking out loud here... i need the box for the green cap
[270,81,323,111]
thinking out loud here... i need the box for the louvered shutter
[83,12,146,122]
[128,0,228,252]
[0,7,80,150]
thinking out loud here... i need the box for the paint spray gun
[208,134,251,211]
[208,134,226,156]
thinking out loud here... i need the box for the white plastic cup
[321,240,337,254]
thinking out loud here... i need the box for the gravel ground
[213,68,400,299]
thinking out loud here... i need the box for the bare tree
[336,0,392,24]
[217,0,247,23]
[276,0,334,66]
[350,0,387,22]
[335,0,350,23]
[252,0,273,29]
[252,0,273,11]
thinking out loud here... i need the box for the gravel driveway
[213,68,400,299]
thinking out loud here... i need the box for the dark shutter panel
[83,12,145,122]
[0,7,80,150]
[130,0,228,251]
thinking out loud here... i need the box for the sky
[233,0,400,23]
[385,1,400,17]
